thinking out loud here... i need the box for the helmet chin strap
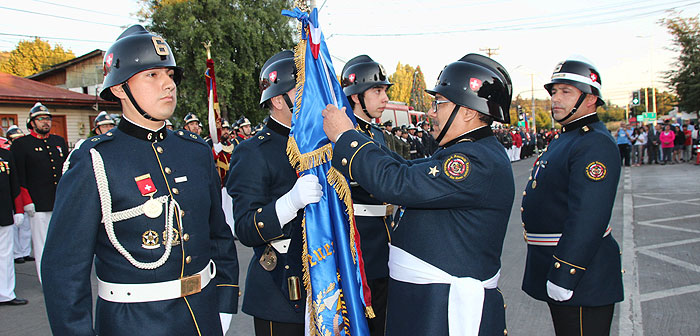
[435,104,461,145]
[283,93,294,111]
[553,93,586,123]
[357,93,373,120]
[122,82,165,122]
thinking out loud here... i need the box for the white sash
[388,244,500,336]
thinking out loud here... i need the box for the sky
[1,0,698,107]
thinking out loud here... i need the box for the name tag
[174,176,188,183]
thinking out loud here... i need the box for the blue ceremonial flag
[282,6,372,336]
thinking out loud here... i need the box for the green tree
[408,66,431,112]
[0,38,75,77]
[598,102,625,122]
[387,62,414,104]
[661,15,700,118]
[140,0,295,129]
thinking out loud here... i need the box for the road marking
[637,237,700,251]
[638,250,700,274]
[638,213,700,225]
[619,167,643,336]
[633,197,700,208]
[636,222,700,234]
[640,283,700,302]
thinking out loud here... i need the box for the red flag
[205,58,221,144]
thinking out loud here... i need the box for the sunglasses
[35,116,52,122]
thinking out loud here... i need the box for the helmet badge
[151,36,169,56]
[104,53,114,75]
[553,61,564,73]
[590,72,598,83]
[348,73,355,83]
[469,77,482,91]
[269,71,277,83]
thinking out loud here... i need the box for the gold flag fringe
[365,306,376,319]
[287,137,333,172]
[327,167,357,264]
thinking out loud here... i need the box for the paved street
[1,157,698,335]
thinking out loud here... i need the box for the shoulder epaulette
[579,125,592,135]
[175,130,209,147]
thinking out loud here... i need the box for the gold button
[570,268,576,275]
[178,131,184,136]
[504,329,508,335]
[172,188,179,195]
[53,174,57,177]
[106,132,113,136]
[157,147,164,154]
[622,269,625,274]
[51,159,54,163]
[180,210,185,217]
[257,222,264,228]
[554,134,559,139]
[504,304,507,309]
[257,208,263,213]
[258,136,264,139]
[522,191,526,196]
[285,265,290,270]
[350,141,358,148]
[190,134,197,139]
[238,291,242,297]
[49,152,52,155]
[165,167,172,174]
[520,207,524,212]
[182,233,190,241]
[341,158,348,166]
[528,176,532,180]
[522,222,525,227]
[185,256,192,264]
[554,262,561,269]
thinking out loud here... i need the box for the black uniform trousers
[548,303,614,336]
[254,317,304,336]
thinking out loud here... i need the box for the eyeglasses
[35,116,52,122]
[431,100,450,111]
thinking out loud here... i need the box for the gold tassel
[287,137,334,172]
[365,306,376,319]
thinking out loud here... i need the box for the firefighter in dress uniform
[5,126,33,265]
[0,147,28,306]
[227,50,323,336]
[339,54,396,336]
[94,111,116,135]
[521,58,623,336]
[10,102,68,283]
[235,116,253,142]
[41,25,239,336]
[323,53,515,336]
[183,113,203,136]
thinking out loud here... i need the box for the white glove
[13,214,24,226]
[275,174,323,226]
[213,142,223,155]
[23,203,35,217]
[219,312,232,335]
[547,280,573,301]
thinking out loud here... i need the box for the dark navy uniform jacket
[332,125,515,336]
[42,118,239,336]
[11,132,67,211]
[0,148,20,226]
[227,117,306,324]
[353,117,392,280]
[522,113,623,307]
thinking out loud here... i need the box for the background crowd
[615,121,698,166]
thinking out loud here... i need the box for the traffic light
[631,91,640,106]
[517,105,524,121]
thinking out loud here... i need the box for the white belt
[388,244,499,336]
[97,260,216,303]
[354,204,393,217]
[524,225,612,246]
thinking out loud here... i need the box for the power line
[0,5,125,28]
[30,0,138,20]
[329,0,700,37]
[0,33,111,44]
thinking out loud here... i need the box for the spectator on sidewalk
[615,123,632,167]
[646,123,660,164]
[634,126,647,166]
[660,124,675,164]
[673,125,685,163]
[683,125,693,162]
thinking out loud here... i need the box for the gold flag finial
[202,41,212,59]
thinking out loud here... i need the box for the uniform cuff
[216,284,240,314]
[331,130,374,180]
[547,255,586,290]
[252,203,285,242]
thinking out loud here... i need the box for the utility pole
[479,47,499,58]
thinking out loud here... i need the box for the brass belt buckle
[180,274,202,297]
[385,204,394,217]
